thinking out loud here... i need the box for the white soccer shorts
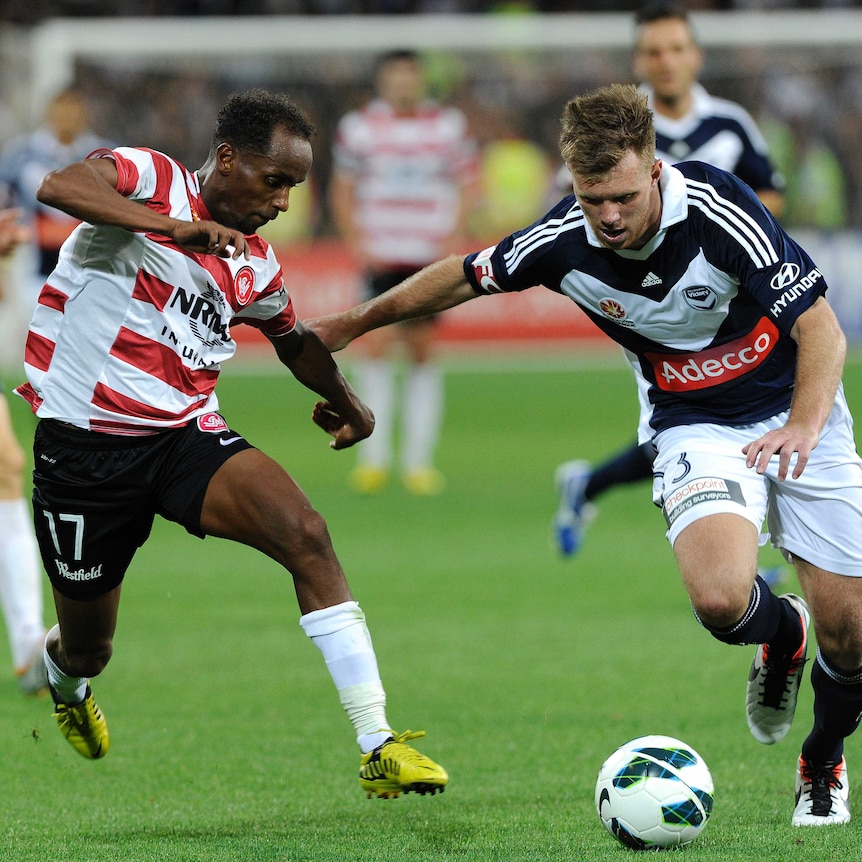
[652,386,862,577]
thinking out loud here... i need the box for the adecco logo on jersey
[470,246,501,292]
[646,316,779,392]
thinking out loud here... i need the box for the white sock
[43,624,88,704]
[0,498,45,670]
[401,363,443,472]
[300,601,392,752]
[356,360,395,469]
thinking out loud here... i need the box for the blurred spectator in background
[0,87,112,311]
[329,49,477,496]
[553,0,786,559]
[633,1,784,213]
[761,71,847,231]
[0,208,46,697]
[469,105,553,242]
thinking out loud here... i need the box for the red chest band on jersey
[646,316,779,392]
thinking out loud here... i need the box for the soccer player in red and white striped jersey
[16,90,447,799]
[330,50,477,496]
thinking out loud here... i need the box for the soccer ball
[595,735,714,851]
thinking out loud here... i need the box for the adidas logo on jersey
[642,272,662,287]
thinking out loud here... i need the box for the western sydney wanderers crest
[197,413,229,433]
[234,266,255,306]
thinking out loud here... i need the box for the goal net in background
[5,10,862,345]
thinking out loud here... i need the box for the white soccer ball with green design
[595,735,714,850]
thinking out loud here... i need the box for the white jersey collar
[582,162,688,259]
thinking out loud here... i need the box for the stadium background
[3,9,862,859]
[0,6,861,359]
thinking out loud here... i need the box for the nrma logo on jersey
[646,317,778,392]
[170,284,230,343]
[161,284,232,368]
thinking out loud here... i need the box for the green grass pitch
[2,349,861,861]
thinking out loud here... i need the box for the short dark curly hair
[210,89,315,157]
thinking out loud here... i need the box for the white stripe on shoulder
[503,207,585,273]
[703,97,770,150]
[686,179,778,268]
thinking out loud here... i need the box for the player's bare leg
[200,448,349,612]
[674,513,808,744]
[674,513,760,628]
[200,448,448,797]
[44,586,119,758]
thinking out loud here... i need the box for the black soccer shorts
[363,266,440,324]
[363,267,419,301]
[32,416,253,600]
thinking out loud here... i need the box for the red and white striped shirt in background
[332,98,477,268]
[16,146,296,435]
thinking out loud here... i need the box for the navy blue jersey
[464,162,824,434]
[645,83,783,195]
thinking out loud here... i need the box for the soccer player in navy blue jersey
[552,0,786,559]
[310,83,862,826]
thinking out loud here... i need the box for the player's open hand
[170,220,251,260]
[312,400,374,449]
[742,422,819,481]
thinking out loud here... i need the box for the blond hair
[559,84,656,182]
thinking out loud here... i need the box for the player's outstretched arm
[308,254,477,351]
[37,158,250,260]
[269,322,374,450]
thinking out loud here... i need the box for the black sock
[802,651,862,766]
[584,441,654,502]
[699,577,801,648]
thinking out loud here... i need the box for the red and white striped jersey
[15,146,296,435]
[332,98,476,267]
